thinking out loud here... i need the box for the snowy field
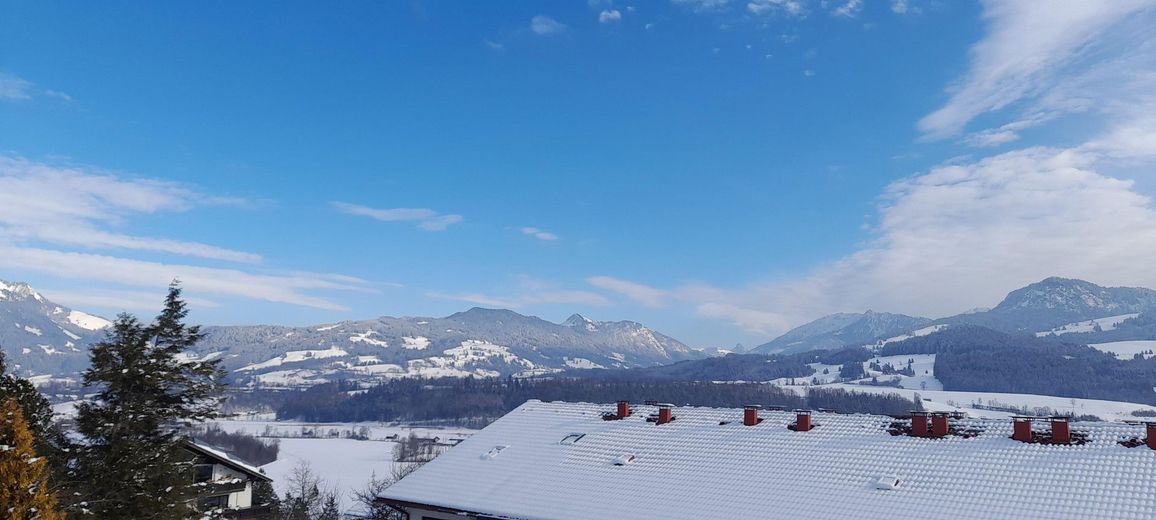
[1089,340,1156,360]
[1036,313,1140,337]
[785,383,1156,421]
[769,353,942,391]
[209,419,477,513]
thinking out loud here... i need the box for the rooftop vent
[617,400,631,419]
[1012,416,1033,443]
[1050,416,1070,444]
[910,411,929,437]
[657,404,674,425]
[612,453,636,466]
[931,412,950,438]
[791,409,813,432]
[744,405,762,426]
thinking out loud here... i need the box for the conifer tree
[0,352,55,448]
[71,282,225,518]
[0,399,64,520]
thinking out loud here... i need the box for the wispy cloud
[431,277,609,309]
[587,275,670,308]
[918,1,1156,140]
[0,155,258,262]
[0,155,373,311]
[0,73,33,101]
[674,0,731,12]
[599,9,623,23]
[747,0,804,16]
[531,15,566,35]
[333,202,463,231]
[520,227,559,241]
[832,0,863,17]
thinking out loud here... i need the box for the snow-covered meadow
[209,418,476,513]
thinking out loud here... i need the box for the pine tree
[0,399,64,520]
[0,352,54,445]
[71,282,226,518]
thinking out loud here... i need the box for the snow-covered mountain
[752,311,932,355]
[941,277,1156,334]
[197,308,700,387]
[0,279,699,386]
[752,278,1156,356]
[0,280,110,380]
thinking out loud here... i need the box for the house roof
[380,400,1156,520]
[181,439,273,482]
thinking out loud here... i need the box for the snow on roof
[182,439,272,482]
[380,400,1156,520]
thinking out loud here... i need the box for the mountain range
[0,279,700,386]
[754,277,1156,355]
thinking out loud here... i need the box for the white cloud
[0,155,374,311]
[674,0,730,12]
[890,0,909,14]
[520,227,559,241]
[747,0,803,16]
[599,9,623,23]
[43,90,73,102]
[333,202,463,231]
[587,276,670,308]
[0,246,369,311]
[40,288,220,312]
[431,277,609,309]
[531,15,566,35]
[832,0,863,17]
[0,155,259,262]
[0,73,33,101]
[591,146,1156,336]
[918,1,1156,140]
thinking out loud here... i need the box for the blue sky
[4,0,1156,348]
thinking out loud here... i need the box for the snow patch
[316,324,341,332]
[564,357,604,369]
[67,310,111,331]
[23,325,42,336]
[1089,340,1156,360]
[235,346,349,372]
[1036,314,1140,337]
[349,331,389,348]
[402,336,431,350]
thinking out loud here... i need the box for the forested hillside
[274,377,922,424]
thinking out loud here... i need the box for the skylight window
[480,445,509,460]
[560,433,586,445]
[874,475,901,490]
[612,453,636,466]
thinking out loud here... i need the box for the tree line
[275,375,922,424]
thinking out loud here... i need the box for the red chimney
[1146,423,1156,450]
[743,405,761,426]
[795,410,813,432]
[931,412,950,438]
[910,411,929,437]
[657,404,673,425]
[1050,416,1070,444]
[617,400,631,419]
[1012,416,1033,443]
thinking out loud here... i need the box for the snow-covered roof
[380,400,1156,519]
[182,439,272,482]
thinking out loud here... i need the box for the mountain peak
[993,277,1156,314]
[563,313,598,331]
[0,279,44,302]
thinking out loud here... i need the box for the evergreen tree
[0,352,54,445]
[0,399,64,520]
[71,282,225,518]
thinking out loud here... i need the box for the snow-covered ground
[784,384,1155,421]
[1089,340,1156,360]
[1036,313,1140,337]
[209,419,477,513]
[868,324,948,350]
[769,354,942,391]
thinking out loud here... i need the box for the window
[559,433,585,445]
[194,464,214,483]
